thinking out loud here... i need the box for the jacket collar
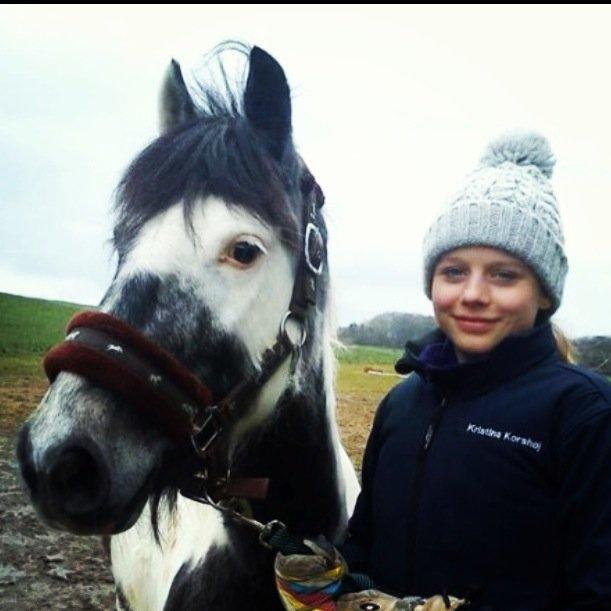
[395,322,559,398]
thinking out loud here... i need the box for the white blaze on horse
[17,43,359,610]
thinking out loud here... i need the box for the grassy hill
[0,292,86,355]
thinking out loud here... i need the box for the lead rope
[181,478,376,593]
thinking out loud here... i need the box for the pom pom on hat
[479,130,556,178]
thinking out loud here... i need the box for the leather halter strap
[42,174,325,501]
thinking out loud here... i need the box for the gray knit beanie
[423,130,568,314]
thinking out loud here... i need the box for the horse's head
[17,44,330,536]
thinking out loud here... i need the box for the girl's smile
[451,315,501,334]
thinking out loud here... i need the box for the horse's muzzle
[17,424,120,535]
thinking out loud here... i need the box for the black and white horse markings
[17,44,359,610]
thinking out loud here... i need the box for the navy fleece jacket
[341,323,611,610]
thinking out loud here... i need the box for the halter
[43,173,326,505]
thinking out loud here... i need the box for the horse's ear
[244,47,292,161]
[159,59,197,134]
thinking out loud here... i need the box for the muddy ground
[0,372,378,610]
[0,376,116,610]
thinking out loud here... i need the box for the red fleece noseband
[43,311,214,442]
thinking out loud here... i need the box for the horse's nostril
[46,444,110,517]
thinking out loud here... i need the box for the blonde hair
[552,323,578,364]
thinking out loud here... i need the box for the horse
[17,43,359,610]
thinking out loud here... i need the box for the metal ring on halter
[304,223,324,276]
[280,311,307,348]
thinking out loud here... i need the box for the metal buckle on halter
[258,519,288,550]
[304,223,324,276]
[191,405,224,458]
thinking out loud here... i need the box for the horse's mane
[112,42,302,258]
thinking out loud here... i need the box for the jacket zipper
[405,396,447,592]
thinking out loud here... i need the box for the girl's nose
[460,273,490,306]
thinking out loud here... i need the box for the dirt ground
[0,372,379,610]
[0,377,116,610]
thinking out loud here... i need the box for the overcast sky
[1,5,610,337]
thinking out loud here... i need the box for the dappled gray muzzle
[16,373,171,535]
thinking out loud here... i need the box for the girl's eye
[492,270,519,281]
[440,266,465,279]
[230,241,263,266]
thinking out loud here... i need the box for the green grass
[335,344,402,365]
[337,363,400,397]
[334,345,404,398]
[0,292,86,355]
[0,354,43,377]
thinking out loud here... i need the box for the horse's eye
[231,241,263,265]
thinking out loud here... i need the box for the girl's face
[431,247,551,361]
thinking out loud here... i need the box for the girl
[338,131,611,610]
